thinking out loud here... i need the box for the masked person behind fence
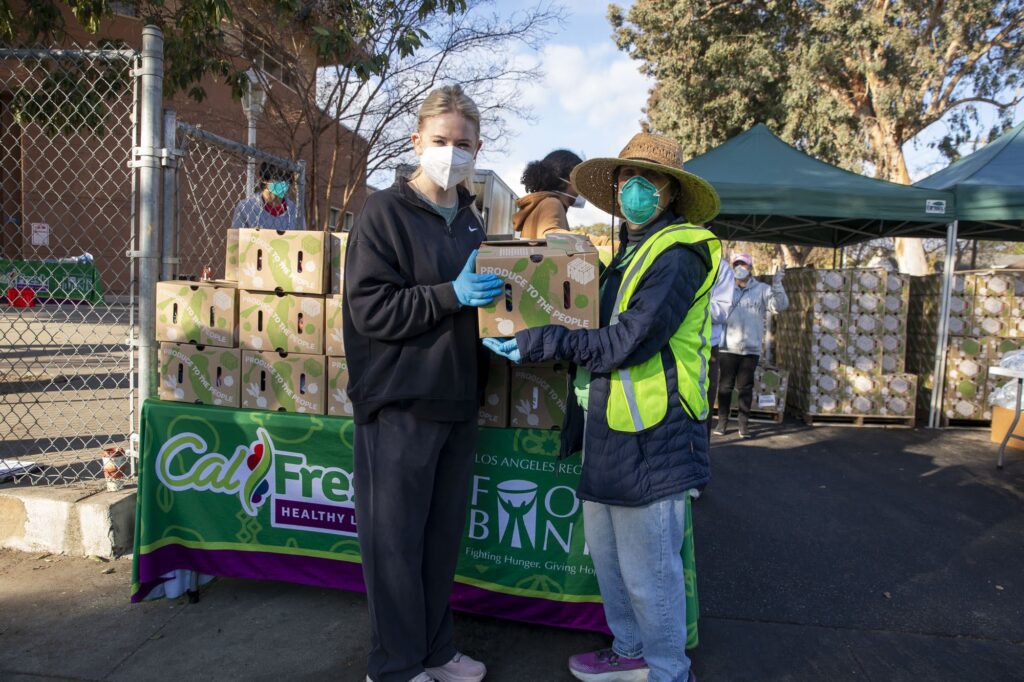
[230,162,301,230]
[342,85,500,682]
[483,132,721,682]
[714,253,788,438]
[512,149,584,239]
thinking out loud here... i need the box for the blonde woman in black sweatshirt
[342,85,501,682]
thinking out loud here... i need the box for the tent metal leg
[928,220,958,429]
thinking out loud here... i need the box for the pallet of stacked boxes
[775,268,917,427]
[906,270,1024,426]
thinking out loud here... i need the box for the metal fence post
[296,160,307,229]
[137,26,164,409]
[161,109,178,280]
[928,220,959,428]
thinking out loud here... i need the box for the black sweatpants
[717,352,759,428]
[707,345,720,438]
[354,407,479,682]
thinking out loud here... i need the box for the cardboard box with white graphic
[476,234,599,337]
[156,280,238,348]
[238,290,325,355]
[158,343,241,407]
[241,350,325,414]
[237,228,327,294]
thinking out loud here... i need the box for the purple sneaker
[568,648,649,682]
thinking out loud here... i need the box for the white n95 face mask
[419,145,475,190]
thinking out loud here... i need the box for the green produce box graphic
[156,280,238,348]
[237,228,327,295]
[476,234,599,337]
[479,354,511,428]
[329,232,349,295]
[325,294,345,356]
[326,356,353,418]
[239,290,325,355]
[241,350,325,414]
[509,363,569,430]
[158,343,241,407]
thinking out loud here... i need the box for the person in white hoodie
[707,258,735,438]
[714,253,788,438]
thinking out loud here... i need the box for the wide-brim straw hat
[570,132,720,225]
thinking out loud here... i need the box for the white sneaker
[426,652,487,682]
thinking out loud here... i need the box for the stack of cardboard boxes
[157,228,350,416]
[906,270,1024,422]
[775,268,918,420]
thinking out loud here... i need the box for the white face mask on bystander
[419,145,476,191]
[734,265,750,280]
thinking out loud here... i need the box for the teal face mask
[619,175,662,225]
[268,181,290,199]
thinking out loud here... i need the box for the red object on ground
[7,287,36,307]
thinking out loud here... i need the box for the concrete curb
[0,485,136,557]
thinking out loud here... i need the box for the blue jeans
[583,494,691,682]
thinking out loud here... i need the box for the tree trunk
[877,128,930,275]
[781,244,812,267]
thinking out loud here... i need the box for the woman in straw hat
[485,132,721,682]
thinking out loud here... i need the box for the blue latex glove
[453,250,504,307]
[483,337,522,364]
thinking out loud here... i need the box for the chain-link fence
[171,122,305,281]
[0,45,139,487]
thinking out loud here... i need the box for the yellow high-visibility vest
[606,224,721,431]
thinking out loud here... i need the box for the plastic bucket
[7,287,36,307]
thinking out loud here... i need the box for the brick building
[0,5,369,294]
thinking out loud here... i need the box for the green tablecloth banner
[131,399,699,645]
[1,258,105,305]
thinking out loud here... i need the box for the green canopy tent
[913,122,1024,427]
[685,124,955,247]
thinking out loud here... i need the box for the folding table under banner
[131,400,699,647]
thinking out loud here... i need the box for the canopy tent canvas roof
[914,122,1024,241]
[685,124,955,247]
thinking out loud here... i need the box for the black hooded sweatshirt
[341,177,486,424]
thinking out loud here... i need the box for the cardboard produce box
[811,291,850,315]
[479,355,511,428]
[509,363,569,430]
[158,343,241,407]
[241,350,325,414]
[329,231,348,295]
[849,269,887,295]
[476,234,599,337]
[848,312,884,336]
[753,366,788,412]
[991,405,1024,451]
[849,292,885,316]
[225,228,239,281]
[238,290,325,355]
[325,294,345,356]
[326,356,353,418]
[237,228,327,294]
[789,268,848,293]
[810,332,846,356]
[156,280,238,348]
[847,334,884,373]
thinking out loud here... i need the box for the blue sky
[473,0,1023,228]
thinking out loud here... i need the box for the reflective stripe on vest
[606,224,722,432]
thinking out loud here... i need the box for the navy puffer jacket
[515,216,712,506]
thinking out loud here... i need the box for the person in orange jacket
[512,149,584,239]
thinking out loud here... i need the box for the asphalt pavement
[2,421,1022,681]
